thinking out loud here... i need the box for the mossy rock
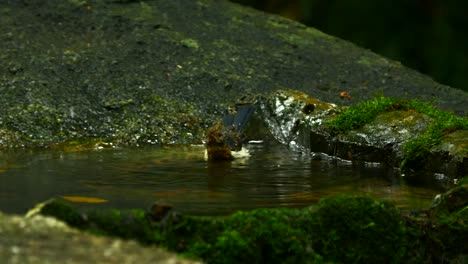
[306,195,406,263]
[254,90,467,176]
[1,0,467,148]
[34,195,413,263]
[429,182,468,218]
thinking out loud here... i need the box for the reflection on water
[0,144,447,215]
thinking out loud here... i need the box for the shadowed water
[0,144,447,215]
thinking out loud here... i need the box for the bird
[206,103,256,161]
[340,91,352,100]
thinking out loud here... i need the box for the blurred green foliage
[231,0,468,92]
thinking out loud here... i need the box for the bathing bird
[206,103,256,161]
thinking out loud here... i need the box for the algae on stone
[31,191,467,263]
[254,91,467,176]
[1,0,467,149]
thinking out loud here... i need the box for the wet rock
[337,110,433,165]
[429,182,468,217]
[0,211,200,264]
[0,0,467,148]
[256,89,338,152]
[254,90,467,178]
[421,182,468,263]
[429,130,468,176]
[25,195,467,263]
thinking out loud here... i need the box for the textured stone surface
[0,211,200,264]
[0,0,466,148]
[255,90,467,177]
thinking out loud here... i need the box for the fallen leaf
[61,196,108,203]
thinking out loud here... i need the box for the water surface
[0,144,446,215]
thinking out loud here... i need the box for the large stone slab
[0,0,467,147]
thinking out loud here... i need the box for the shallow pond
[0,143,448,215]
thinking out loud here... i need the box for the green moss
[430,184,468,218]
[401,100,468,169]
[67,0,86,8]
[267,18,290,29]
[2,103,67,147]
[180,38,200,50]
[325,96,398,134]
[163,215,226,260]
[36,194,468,263]
[325,97,468,169]
[37,199,87,229]
[198,208,320,264]
[84,209,161,244]
[50,138,114,152]
[458,177,468,185]
[307,195,406,263]
[0,128,23,148]
[162,207,324,263]
[1,0,466,149]
[37,199,164,244]
[424,184,468,262]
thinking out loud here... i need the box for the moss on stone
[40,195,468,263]
[34,199,87,229]
[416,183,468,262]
[1,0,467,148]
[325,96,468,170]
[429,183,468,219]
[181,38,200,50]
[326,97,413,134]
[306,195,406,263]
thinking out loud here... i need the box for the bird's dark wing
[221,103,256,150]
[222,103,256,133]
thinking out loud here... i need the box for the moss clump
[307,195,406,263]
[429,182,468,219]
[84,209,161,244]
[180,38,200,50]
[200,196,406,264]
[161,213,226,260]
[36,193,468,263]
[410,183,468,262]
[326,96,398,134]
[35,199,87,229]
[176,208,322,264]
[36,199,163,244]
[38,195,412,263]
[325,97,468,169]
[401,101,468,169]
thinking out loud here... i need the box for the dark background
[231,0,468,92]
